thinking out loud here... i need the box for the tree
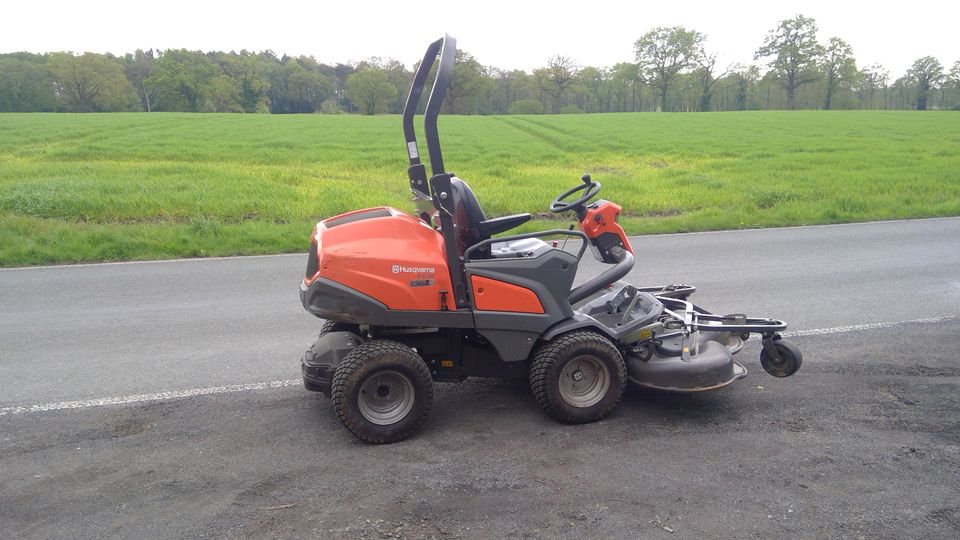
[144,50,221,112]
[266,54,334,114]
[285,64,334,113]
[947,61,960,110]
[354,57,409,113]
[731,65,761,110]
[906,56,944,110]
[445,50,489,114]
[856,64,888,109]
[755,14,822,109]
[821,38,857,110]
[509,99,543,114]
[487,68,531,114]
[123,49,157,112]
[695,48,733,111]
[890,76,913,109]
[330,63,357,110]
[215,51,271,113]
[344,68,396,114]
[635,26,704,112]
[577,66,608,112]
[533,55,579,112]
[47,52,133,112]
[0,55,58,112]
[610,62,642,111]
[200,75,243,112]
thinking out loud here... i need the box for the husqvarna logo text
[392,264,436,274]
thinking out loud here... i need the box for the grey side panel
[541,313,620,343]
[466,248,578,319]
[383,309,474,328]
[300,277,474,328]
[473,329,538,362]
[466,249,579,361]
[473,314,552,361]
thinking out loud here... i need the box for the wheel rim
[558,355,610,408]
[358,370,415,425]
[765,346,791,372]
[767,354,788,370]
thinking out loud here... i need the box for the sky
[3,0,957,77]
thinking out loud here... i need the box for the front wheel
[331,340,433,443]
[760,339,802,378]
[529,331,627,423]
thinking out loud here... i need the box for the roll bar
[403,35,469,307]
[402,35,456,199]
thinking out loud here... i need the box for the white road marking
[0,379,300,417]
[1,314,957,417]
[783,315,959,337]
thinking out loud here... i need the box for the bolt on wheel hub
[358,370,415,425]
[558,355,610,408]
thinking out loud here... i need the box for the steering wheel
[549,174,602,213]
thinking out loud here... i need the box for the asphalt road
[2,217,958,406]
[2,217,959,538]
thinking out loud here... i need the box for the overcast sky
[3,1,957,77]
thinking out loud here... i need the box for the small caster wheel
[760,338,802,377]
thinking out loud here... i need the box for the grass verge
[1,111,958,266]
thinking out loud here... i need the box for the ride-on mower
[300,35,801,443]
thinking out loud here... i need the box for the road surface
[1,218,958,538]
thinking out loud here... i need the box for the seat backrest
[450,177,488,255]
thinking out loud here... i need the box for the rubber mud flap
[302,331,364,395]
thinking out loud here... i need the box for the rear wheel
[331,340,433,444]
[529,331,627,423]
[317,319,359,337]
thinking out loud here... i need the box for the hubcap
[558,355,610,408]
[358,370,415,425]
[768,355,787,369]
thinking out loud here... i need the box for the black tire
[529,331,627,423]
[302,320,360,392]
[331,340,433,444]
[760,339,802,378]
[317,319,358,337]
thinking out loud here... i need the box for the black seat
[449,177,530,256]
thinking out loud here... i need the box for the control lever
[559,224,575,251]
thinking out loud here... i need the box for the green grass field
[1,111,958,266]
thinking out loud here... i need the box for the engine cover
[304,207,456,311]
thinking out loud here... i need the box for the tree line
[2,15,958,114]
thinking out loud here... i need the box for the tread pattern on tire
[331,340,433,444]
[317,319,343,336]
[529,330,627,424]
